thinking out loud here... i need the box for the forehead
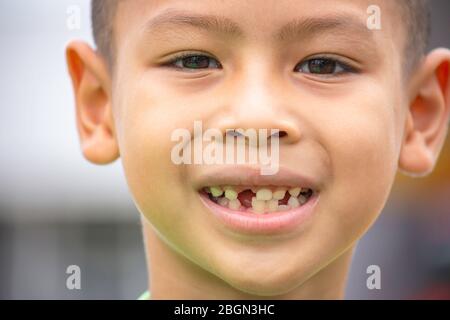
[114,0,404,61]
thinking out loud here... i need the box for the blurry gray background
[0,0,449,299]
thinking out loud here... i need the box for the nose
[215,62,302,145]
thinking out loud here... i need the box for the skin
[66,0,450,299]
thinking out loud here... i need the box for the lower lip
[199,192,319,236]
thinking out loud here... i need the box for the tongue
[237,190,256,208]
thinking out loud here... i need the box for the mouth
[196,167,320,236]
[202,186,315,213]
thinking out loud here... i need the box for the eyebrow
[142,9,373,43]
[143,9,244,38]
[275,14,373,42]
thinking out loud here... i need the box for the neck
[142,217,353,299]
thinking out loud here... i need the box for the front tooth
[288,196,300,208]
[277,205,290,211]
[210,186,223,197]
[267,199,278,212]
[298,194,308,205]
[288,187,301,197]
[217,197,229,206]
[272,188,287,200]
[228,199,241,210]
[256,188,272,201]
[224,188,238,200]
[251,197,266,214]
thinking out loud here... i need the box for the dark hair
[400,0,431,72]
[91,0,430,73]
[91,0,118,66]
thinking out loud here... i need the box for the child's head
[66,0,450,298]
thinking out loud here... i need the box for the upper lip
[193,165,320,191]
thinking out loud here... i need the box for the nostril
[226,129,242,137]
[227,129,288,140]
[271,130,287,139]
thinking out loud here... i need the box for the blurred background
[0,0,449,299]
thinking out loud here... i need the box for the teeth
[210,186,223,197]
[217,197,229,207]
[207,186,313,213]
[267,199,279,212]
[272,188,287,200]
[288,187,301,197]
[256,188,272,201]
[288,196,300,208]
[251,197,266,214]
[298,194,308,205]
[224,188,238,200]
[228,199,241,210]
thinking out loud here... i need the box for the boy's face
[109,0,409,295]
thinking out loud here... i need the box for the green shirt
[138,291,151,300]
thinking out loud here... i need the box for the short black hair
[91,0,430,72]
[399,0,431,71]
[91,0,118,66]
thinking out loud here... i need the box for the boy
[66,0,450,299]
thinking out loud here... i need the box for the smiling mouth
[201,185,315,214]
[195,166,320,235]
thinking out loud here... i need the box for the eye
[165,53,222,70]
[294,57,355,75]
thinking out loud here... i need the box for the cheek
[113,82,190,225]
[316,88,400,239]
[113,78,217,241]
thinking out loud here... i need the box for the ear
[66,40,119,164]
[399,48,450,177]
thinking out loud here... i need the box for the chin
[217,261,309,297]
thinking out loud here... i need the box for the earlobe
[66,40,119,164]
[399,48,450,176]
[399,116,434,176]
